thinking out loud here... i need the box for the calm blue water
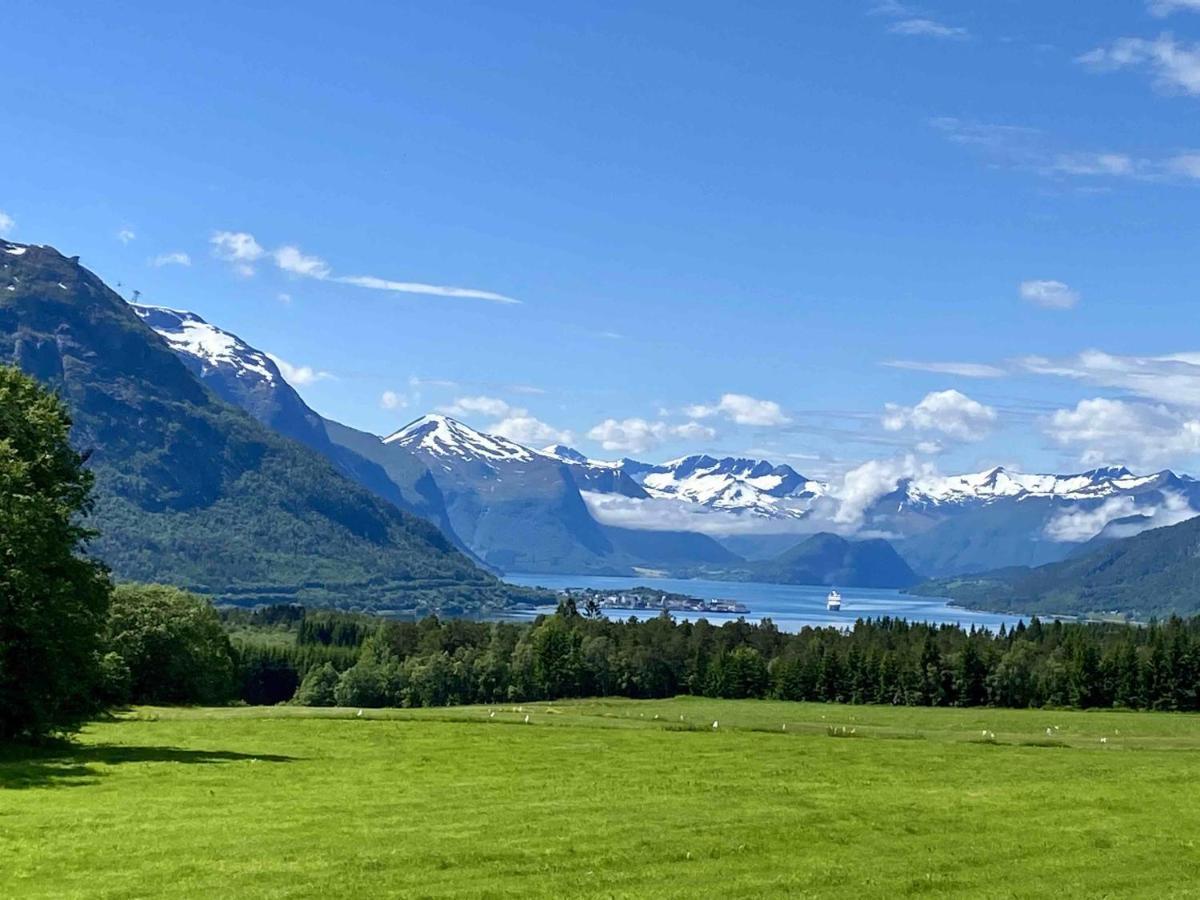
[503,573,1025,632]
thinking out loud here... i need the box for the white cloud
[211,230,517,302]
[274,245,332,279]
[1150,0,1200,14]
[266,353,331,387]
[582,491,818,536]
[490,415,573,446]
[889,18,967,39]
[117,228,136,244]
[277,292,293,305]
[1046,397,1200,468]
[1020,350,1200,409]
[587,418,716,454]
[685,393,790,426]
[380,390,409,411]
[882,389,997,441]
[335,275,519,305]
[211,231,265,275]
[831,455,935,526]
[151,251,191,267]
[435,395,571,445]
[1044,492,1198,542]
[883,359,1007,378]
[438,395,514,418]
[1078,35,1200,96]
[0,211,13,236]
[1019,279,1079,309]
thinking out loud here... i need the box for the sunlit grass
[3,698,1199,897]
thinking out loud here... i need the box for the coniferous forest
[231,602,1200,712]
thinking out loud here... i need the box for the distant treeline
[229,601,1200,712]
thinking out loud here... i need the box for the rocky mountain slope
[0,242,533,611]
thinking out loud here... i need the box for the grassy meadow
[3,698,1199,898]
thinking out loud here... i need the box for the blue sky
[4,1,1200,481]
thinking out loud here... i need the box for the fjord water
[504,574,1025,632]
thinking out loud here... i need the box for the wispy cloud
[889,18,967,39]
[1078,34,1200,96]
[151,251,191,267]
[1150,0,1200,14]
[380,390,409,411]
[883,359,1007,378]
[1019,349,1200,409]
[588,418,716,453]
[870,2,967,40]
[1019,279,1080,309]
[931,117,1200,184]
[438,395,514,418]
[0,211,13,236]
[212,230,519,302]
[117,228,136,245]
[335,274,519,304]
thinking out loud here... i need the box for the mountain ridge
[0,242,530,611]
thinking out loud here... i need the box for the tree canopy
[0,366,110,740]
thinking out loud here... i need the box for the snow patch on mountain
[132,304,278,383]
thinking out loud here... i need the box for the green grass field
[3,698,1199,898]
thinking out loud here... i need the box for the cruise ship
[826,589,842,612]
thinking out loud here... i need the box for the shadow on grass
[0,741,296,790]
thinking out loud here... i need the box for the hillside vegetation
[4,700,1199,897]
[913,513,1200,618]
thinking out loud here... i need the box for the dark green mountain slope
[755,533,920,588]
[911,514,1200,618]
[0,242,535,612]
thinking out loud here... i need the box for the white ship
[826,589,842,611]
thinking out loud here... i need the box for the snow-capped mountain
[898,465,1172,509]
[120,303,1200,581]
[386,413,541,464]
[545,446,828,519]
[638,455,826,517]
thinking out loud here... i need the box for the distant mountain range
[124,300,916,586]
[126,291,1200,596]
[14,239,1200,611]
